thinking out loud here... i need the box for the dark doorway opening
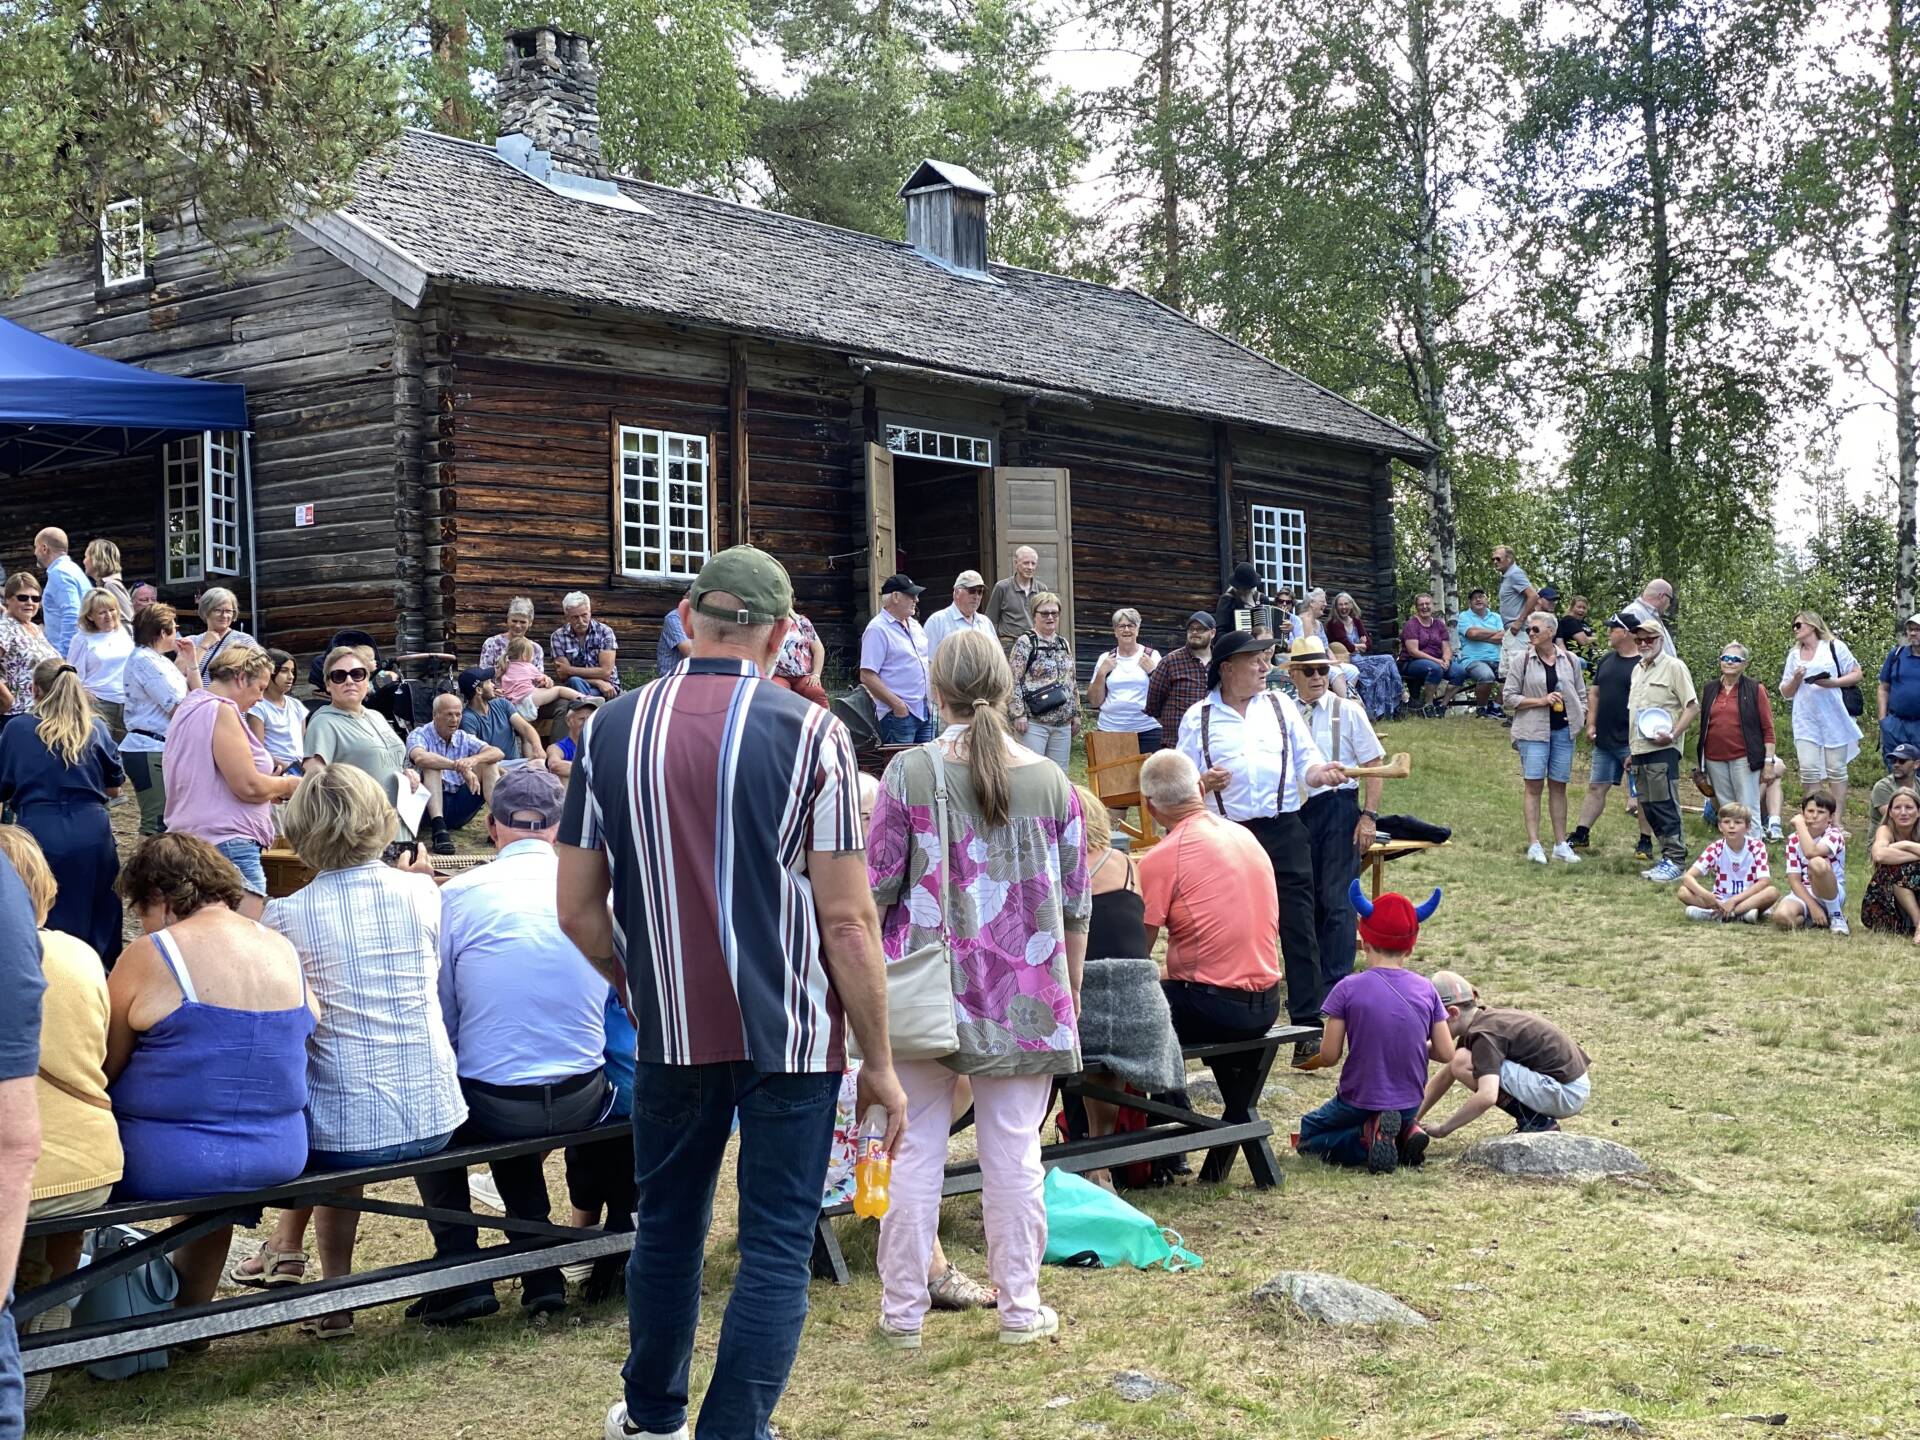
[893,458,986,605]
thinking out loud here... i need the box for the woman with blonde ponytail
[866,626,1089,1349]
[0,656,125,958]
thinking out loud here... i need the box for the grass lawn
[40,715,1920,1439]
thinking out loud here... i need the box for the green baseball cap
[690,544,793,625]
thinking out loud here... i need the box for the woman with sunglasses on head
[1503,611,1588,864]
[301,645,421,845]
[121,603,203,835]
[1,572,60,727]
[1779,610,1861,825]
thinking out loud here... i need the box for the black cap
[880,573,924,597]
[1230,562,1261,589]
[1892,744,1920,762]
[457,665,493,701]
[1205,628,1277,694]
[1539,584,1561,600]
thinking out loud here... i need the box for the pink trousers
[876,1061,1054,1333]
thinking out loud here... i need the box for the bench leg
[1198,1036,1286,1186]
[810,1213,850,1285]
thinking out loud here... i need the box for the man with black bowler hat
[1175,628,1348,1067]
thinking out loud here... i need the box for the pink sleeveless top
[162,688,275,847]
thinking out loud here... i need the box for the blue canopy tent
[0,314,248,476]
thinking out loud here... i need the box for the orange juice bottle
[852,1105,892,1218]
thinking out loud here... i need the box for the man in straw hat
[1175,628,1348,1067]
[1296,881,1450,1172]
[1284,635,1387,1013]
[557,544,907,1440]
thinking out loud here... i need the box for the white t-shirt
[249,693,308,768]
[1095,647,1161,733]
[68,626,134,704]
[1780,639,1863,756]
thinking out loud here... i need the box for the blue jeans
[214,837,268,896]
[567,677,596,696]
[1402,658,1447,690]
[0,1291,20,1440]
[623,1062,839,1440]
[877,710,935,744]
[1299,1096,1419,1168]
[306,1129,454,1170]
[1517,729,1574,783]
[1447,659,1497,686]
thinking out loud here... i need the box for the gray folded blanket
[1076,957,1185,1093]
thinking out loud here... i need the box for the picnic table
[810,1023,1318,1284]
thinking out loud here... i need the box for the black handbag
[1018,637,1074,715]
[1830,642,1865,717]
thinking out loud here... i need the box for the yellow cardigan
[31,929,123,1202]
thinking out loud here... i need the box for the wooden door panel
[864,441,895,619]
[992,466,1073,648]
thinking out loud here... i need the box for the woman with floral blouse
[1008,590,1078,768]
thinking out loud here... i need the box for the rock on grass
[1563,1410,1644,1432]
[1111,1371,1183,1402]
[1250,1272,1428,1327]
[1460,1133,1648,1181]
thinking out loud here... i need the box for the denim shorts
[214,837,268,896]
[1517,729,1574,783]
[306,1129,455,1171]
[1589,742,1632,786]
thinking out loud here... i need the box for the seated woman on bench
[105,834,316,1310]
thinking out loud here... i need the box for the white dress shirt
[1176,688,1328,819]
[1297,691,1385,796]
[923,602,997,659]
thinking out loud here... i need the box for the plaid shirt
[1146,647,1209,735]
[550,620,622,695]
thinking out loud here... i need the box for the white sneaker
[1739,909,1761,923]
[469,1170,504,1212]
[1829,913,1851,937]
[1767,820,1784,842]
[1684,905,1717,922]
[999,1304,1060,1344]
[1552,841,1581,864]
[604,1403,687,1440]
[876,1320,922,1350]
[1526,842,1547,865]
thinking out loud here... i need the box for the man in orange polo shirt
[1137,748,1281,1179]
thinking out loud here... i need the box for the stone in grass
[1728,1343,1784,1358]
[1111,1371,1184,1403]
[1251,1272,1428,1328]
[1459,1133,1648,1181]
[1184,1074,1292,1109]
[1563,1410,1645,1433]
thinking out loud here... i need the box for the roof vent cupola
[899,160,996,281]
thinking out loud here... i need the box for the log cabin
[0,23,1430,675]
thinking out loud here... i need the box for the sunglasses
[1719,654,1744,664]
[1293,665,1330,677]
[1635,633,1659,643]
[1791,621,1805,630]
[1035,609,1060,618]
[11,594,40,604]
[964,585,986,594]
[327,666,371,685]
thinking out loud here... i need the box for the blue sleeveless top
[110,928,315,1200]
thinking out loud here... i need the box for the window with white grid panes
[1249,503,1308,597]
[204,431,242,575]
[100,198,146,286]
[162,437,204,584]
[884,424,991,467]
[617,426,710,580]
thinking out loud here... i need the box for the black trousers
[1162,979,1282,1182]
[1240,811,1321,1025]
[1299,788,1361,1012]
[415,1067,613,1307]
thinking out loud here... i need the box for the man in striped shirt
[558,545,905,1440]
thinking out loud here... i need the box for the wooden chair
[1085,730,1160,851]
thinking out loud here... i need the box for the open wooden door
[864,442,896,619]
[992,466,1073,647]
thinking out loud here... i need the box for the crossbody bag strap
[1199,706,1226,815]
[922,742,951,945]
[38,1066,112,1110]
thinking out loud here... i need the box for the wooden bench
[1362,838,1449,897]
[18,1122,633,1377]
[809,1024,1318,1284]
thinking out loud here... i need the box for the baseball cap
[1907,613,1920,628]
[1430,970,1475,1006]
[690,544,794,625]
[490,766,566,830]
[1892,743,1920,762]
[1539,584,1561,600]
[880,573,925,597]
[566,693,604,712]
[1187,611,1217,629]
[457,665,493,701]
[954,569,986,590]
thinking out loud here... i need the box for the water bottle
[852,1105,892,1218]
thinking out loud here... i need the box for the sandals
[928,1263,997,1312]
[297,1311,354,1340]
[227,1243,307,1289]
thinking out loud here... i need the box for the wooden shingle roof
[327,129,1432,460]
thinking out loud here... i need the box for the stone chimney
[496,24,608,181]
[899,160,995,279]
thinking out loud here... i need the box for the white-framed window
[617,425,710,579]
[100,198,146,286]
[885,424,991,467]
[1250,503,1308,597]
[162,430,245,585]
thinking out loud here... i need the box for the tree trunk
[428,2,473,138]
[1405,0,1459,611]
[1156,0,1183,309]
[1891,0,1918,615]
[1221,0,1241,334]
[1638,0,1678,582]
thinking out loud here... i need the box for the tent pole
[242,430,261,644]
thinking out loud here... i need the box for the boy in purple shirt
[1297,881,1454,1172]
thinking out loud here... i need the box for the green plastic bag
[1041,1169,1203,1272]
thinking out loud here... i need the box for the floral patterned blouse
[0,617,57,716]
[867,737,1089,1076]
[775,611,819,679]
[1008,632,1079,729]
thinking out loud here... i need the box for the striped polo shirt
[558,656,863,1073]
